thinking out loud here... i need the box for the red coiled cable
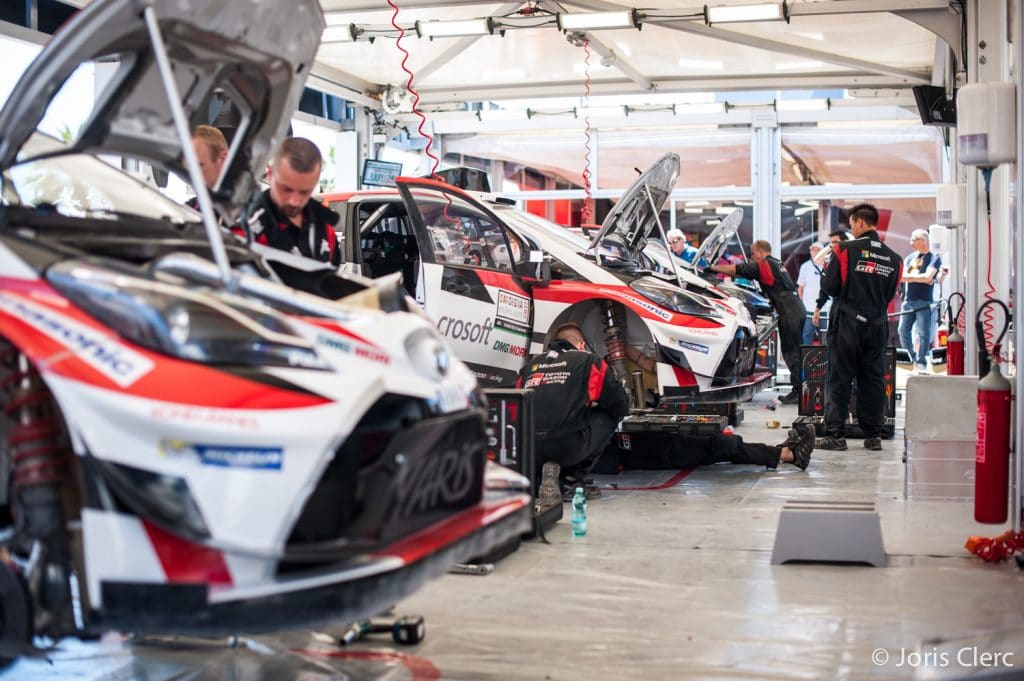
[980,168,997,347]
[387,0,440,178]
[580,38,593,224]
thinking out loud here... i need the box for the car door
[396,178,533,387]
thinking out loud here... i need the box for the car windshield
[494,205,635,265]
[3,132,197,224]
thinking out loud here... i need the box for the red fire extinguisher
[975,299,1011,524]
[947,292,965,376]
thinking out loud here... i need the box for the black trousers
[536,409,619,475]
[778,295,806,394]
[824,309,888,438]
[621,433,781,470]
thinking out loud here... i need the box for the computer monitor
[912,85,957,127]
[361,159,404,188]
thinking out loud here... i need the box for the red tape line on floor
[293,649,440,680]
[602,469,693,492]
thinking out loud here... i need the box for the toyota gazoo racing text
[0,0,530,657]
[325,154,770,409]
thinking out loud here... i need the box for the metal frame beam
[306,62,380,109]
[648,20,929,85]
[412,73,924,105]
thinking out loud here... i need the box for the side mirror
[516,250,551,287]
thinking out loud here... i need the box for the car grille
[281,394,486,567]
[712,329,757,384]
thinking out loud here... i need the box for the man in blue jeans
[899,229,941,374]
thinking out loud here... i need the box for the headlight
[404,326,451,381]
[47,261,329,370]
[629,277,722,320]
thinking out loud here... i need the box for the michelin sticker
[672,338,710,354]
[0,293,154,387]
[162,440,283,470]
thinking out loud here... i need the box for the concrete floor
[6,369,1024,680]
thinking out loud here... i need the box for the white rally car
[326,155,770,406]
[0,0,530,658]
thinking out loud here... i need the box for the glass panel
[411,189,515,271]
[597,129,750,189]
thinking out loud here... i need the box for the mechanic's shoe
[778,391,800,405]
[562,482,601,501]
[535,462,562,515]
[815,435,848,451]
[789,426,815,470]
[863,436,883,451]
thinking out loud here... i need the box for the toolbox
[619,413,728,436]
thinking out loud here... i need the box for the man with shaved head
[248,137,341,266]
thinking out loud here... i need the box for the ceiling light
[416,18,493,38]
[322,25,357,43]
[558,11,639,32]
[678,57,725,71]
[705,2,787,25]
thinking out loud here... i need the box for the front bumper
[91,492,531,635]
[661,370,772,404]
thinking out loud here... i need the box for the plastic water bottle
[571,487,587,537]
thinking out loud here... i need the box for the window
[416,194,515,271]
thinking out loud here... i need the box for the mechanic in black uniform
[709,240,806,405]
[516,323,630,512]
[247,137,341,266]
[814,203,902,451]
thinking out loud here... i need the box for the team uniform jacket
[733,256,801,312]
[821,229,903,322]
[247,190,342,266]
[515,339,629,440]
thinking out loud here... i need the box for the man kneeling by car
[516,324,630,516]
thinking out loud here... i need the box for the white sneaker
[916,365,929,375]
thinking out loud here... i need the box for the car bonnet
[587,152,680,263]
[0,0,323,211]
[690,207,745,270]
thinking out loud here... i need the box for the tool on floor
[449,562,495,576]
[338,615,426,646]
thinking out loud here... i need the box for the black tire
[0,560,33,668]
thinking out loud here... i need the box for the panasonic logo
[0,293,154,387]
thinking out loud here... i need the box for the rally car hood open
[0,0,321,210]
[688,207,745,271]
[587,153,680,263]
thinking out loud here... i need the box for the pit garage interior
[3,0,1024,679]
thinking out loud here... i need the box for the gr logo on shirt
[438,315,494,345]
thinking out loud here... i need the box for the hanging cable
[980,167,997,347]
[387,0,440,178]
[580,38,593,225]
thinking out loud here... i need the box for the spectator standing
[899,228,942,373]
[797,242,826,344]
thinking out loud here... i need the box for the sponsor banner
[438,315,494,346]
[491,339,528,357]
[855,261,895,277]
[494,317,530,336]
[316,333,390,364]
[150,406,261,431]
[161,440,283,470]
[619,294,674,322]
[496,290,531,326]
[0,292,154,387]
